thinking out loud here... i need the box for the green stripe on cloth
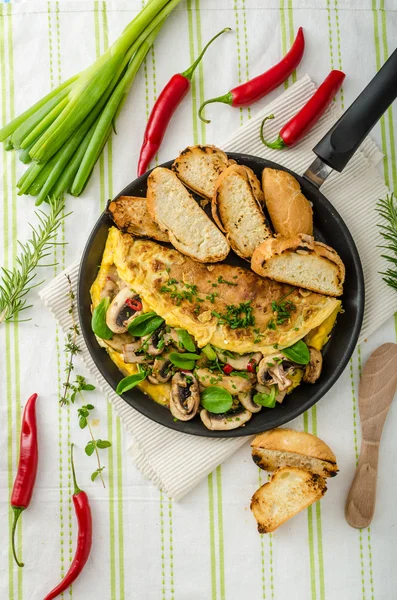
[233,0,245,126]
[207,472,217,600]
[1,6,16,598]
[160,491,166,599]
[241,0,251,119]
[216,466,226,600]
[186,0,199,147]
[380,0,397,193]
[168,498,175,599]
[107,402,117,599]
[303,412,317,600]
[258,471,267,599]
[94,1,106,214]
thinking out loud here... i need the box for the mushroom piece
[170,372,200,421]
[216,350,262,371]
[200,407,252,431]
[100,266,126,300]
[149,356,173,384]
[105,287,142,334]
[102,332,136,353]
[122,344,147,364]
[255,383,286,404]
[195,368,255,395]
[143,325,166,357]
[303,347,323,383]
[257,355,292,392]
[238,391,261,413]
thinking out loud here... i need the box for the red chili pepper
[199,27,305,124]
[11,393,38,568]
[43,444,92,600]
[260,70,346,150]
[125,298,142,312]
[247,360,256,373]
[223,364,233,375]
[137,27,231,176]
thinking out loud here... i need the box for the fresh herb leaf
[176,328,196,352]
[85,441,95,456]
[253,386,277,408]
[91,297,113,340]
[217,276,237,286]
[128,312,164,337]
[169,352,201,370]
[116,368,147,394]
[96,439,111,449]
[91,467,105,482]
[200,386,233,414]
[282,340,310,365]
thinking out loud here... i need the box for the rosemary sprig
[377,193,397,291]
[0,196,67,324]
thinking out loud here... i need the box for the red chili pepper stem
[71,443,82,495]
[259,114,287,150]
[11,507,25,567]
[181,27,231,81]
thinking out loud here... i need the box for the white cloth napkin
[40,75,392,501]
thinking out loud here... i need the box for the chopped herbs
[230,371,249,379]
[206,292,218,303]
[160,278,199,305]
[267,319,276,330]
[217,275,238,286]
[212,301,255,329]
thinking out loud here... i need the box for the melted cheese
[304,305,340,351]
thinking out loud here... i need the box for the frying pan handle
[312,47,397,173]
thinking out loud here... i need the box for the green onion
[0,0,183,200]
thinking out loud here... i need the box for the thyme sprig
[60,275,80,406]
[0,196,67,324]
[377,193,397,291]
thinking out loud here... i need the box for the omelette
[90,227,341,431]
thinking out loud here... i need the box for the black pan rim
[77,152,365,438]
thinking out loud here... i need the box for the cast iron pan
[78,47,397,437]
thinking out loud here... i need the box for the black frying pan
[78,48,397,437]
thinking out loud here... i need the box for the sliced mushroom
[170,372,200,421]
[143,325,166,356]
[216,350,262,371]
[195,368,254,395]
[102,332,136,353]
[275,390,287,403]
[105,287,142,334]
[150,356,173,383]
[100,266,126,300]
[238,392,261,413]
[303,347,323,383]
[200,407,252,430]
[122,344,147,364]
[257,355,292,391]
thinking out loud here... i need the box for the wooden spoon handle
[345,439,380,528]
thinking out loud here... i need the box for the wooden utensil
[345,343,397,529]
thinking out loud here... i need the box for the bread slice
[108,196,169,242]
[251,428,338,478]
[172,145,231,200]
[262,168,313,237]
[212,164,272,260]
[250,467,327,533]
[251,233,345,296]
[147,167,230,263]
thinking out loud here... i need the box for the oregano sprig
[78,403,111,487]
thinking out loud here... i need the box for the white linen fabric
[1,2,397,599]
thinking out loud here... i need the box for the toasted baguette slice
[251,234,345,296]
[147,167,230,263]
[251,428,338,478]
[108,196,169,242]
[172,145,231,199]
[212,164,272,260]
[250,467,327,533]
[262,168,313,237]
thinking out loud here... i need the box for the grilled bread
[147,167,230,263]
[250,467,327,533]
[251,428,339,478]
[172,145,231,200]
[108,196,169,242]
[262,168,313,237]
[212,164,272,260]
[251,234,345,297]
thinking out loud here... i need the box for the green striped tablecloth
[1,2,396,599]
